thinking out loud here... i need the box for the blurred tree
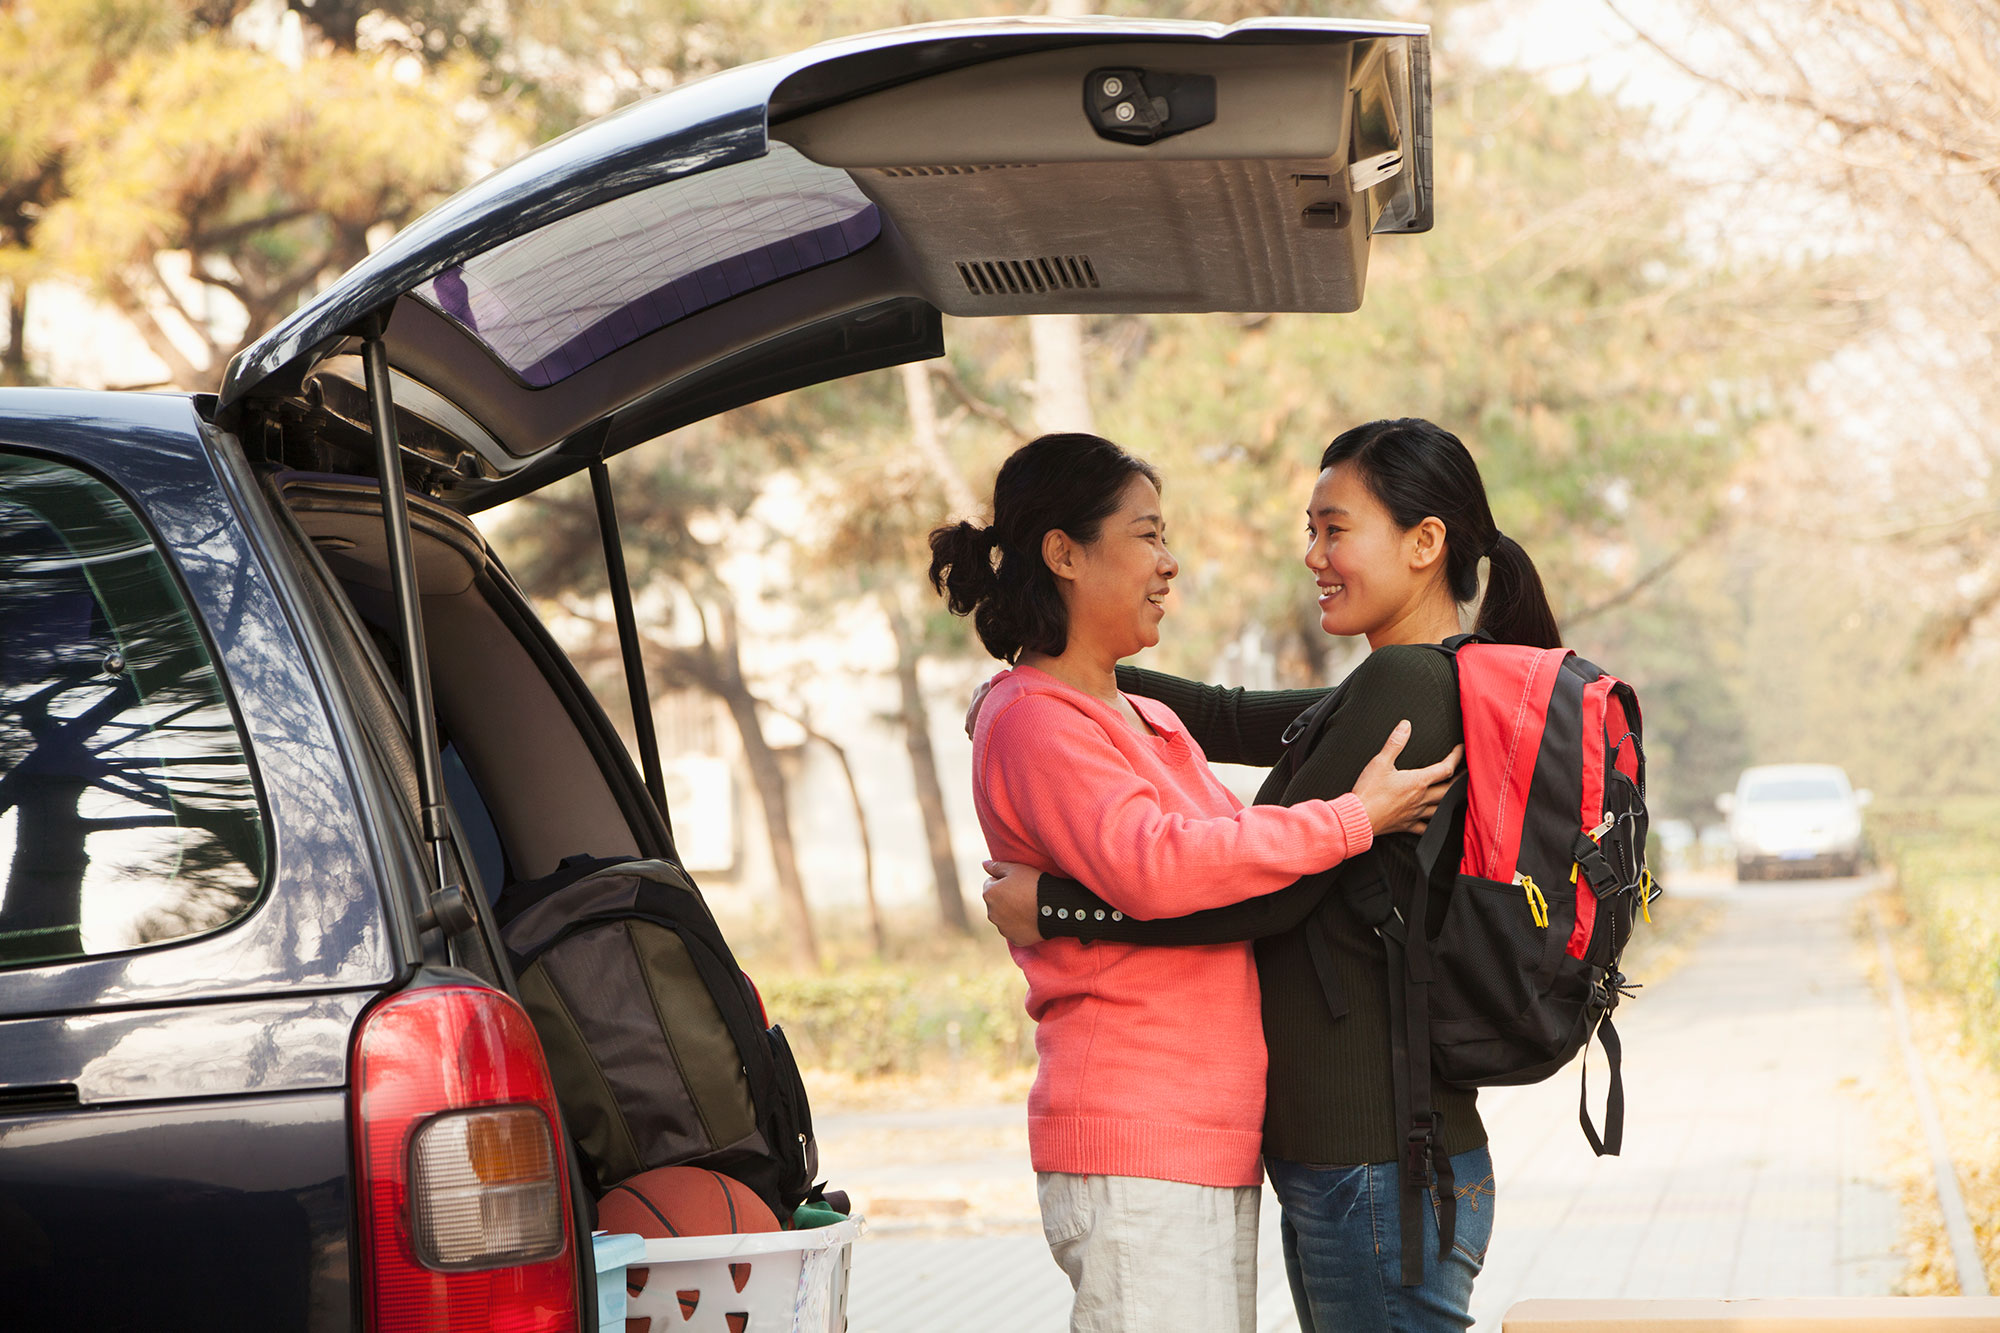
[499,424,829,970]
[889,363,981,935]
[677,354,998,942]
[1087,64,1850,714]
[1611,0,2000,653]
[800,364,989,937]
[0,1,183,385]
[0,0,476,389]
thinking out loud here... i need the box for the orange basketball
[597,1166,781,1240]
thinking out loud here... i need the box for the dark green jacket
[1036,644,1486,1166]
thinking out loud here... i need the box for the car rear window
[412,143,881,390]
[1744,776,1846,803]
[0,452,266,968]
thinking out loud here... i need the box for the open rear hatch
[217,16,1431,511]
[207,25,1439,1264]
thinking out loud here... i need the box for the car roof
[217,16,1431,512]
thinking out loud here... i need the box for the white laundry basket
[597,1215,863,1333]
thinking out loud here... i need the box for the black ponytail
[928,433,1161,663]
[1319,418,1562,649]
[1475,532,1562,650]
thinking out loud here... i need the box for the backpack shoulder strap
[1413,773,1468,887]
[495,852,640,930]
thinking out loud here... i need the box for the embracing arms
[1111,665,1327,768]
[980,689,1385,919]
[988,647,1463,946]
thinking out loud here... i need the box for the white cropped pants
[1036,1171,1261,1332]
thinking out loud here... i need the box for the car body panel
[0,992,369,1103]
[0,1091,354,1332]
[0,390,398,1020]
[216,17,1430,513]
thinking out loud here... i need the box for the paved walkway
[830,873,1906,1331]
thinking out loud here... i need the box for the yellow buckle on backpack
[1516,873,1550,928]
[1640,868,1654,924]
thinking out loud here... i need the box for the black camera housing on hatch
[1084,67,1217,145]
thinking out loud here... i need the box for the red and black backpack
[1341,632,1657,1285]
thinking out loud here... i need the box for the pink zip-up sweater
[973,664,1375,1187]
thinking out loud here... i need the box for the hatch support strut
[357,310,474,938]
[588,460,668,818]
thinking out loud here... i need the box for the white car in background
[1718,764,1872,880]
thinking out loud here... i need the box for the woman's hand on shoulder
[1351,720,1463,837]
[981,860,1046,946]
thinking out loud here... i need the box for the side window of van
[0,452,266,968]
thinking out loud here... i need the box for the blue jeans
[1265,1145,1494,1333]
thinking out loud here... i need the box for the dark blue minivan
[0,17,1431,1331]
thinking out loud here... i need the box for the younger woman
[929,432,1457,1333]
[982,418,1565,1333]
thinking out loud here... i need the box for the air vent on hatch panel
[876,164,1034,178]
[956,256,1101,297]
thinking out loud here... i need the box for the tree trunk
[887,596,972,935]
[1027,314,1095,435]
[107,277,207,391]
[2,285,29,387]
[1026,6,1095,437]
[807,725,887,958]
[720,685,820,970]
[900,362,978,517]
[755,696,886,959]
[708,608,820,970]
[0,777,89,965]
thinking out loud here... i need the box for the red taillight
[352,983,580,1333]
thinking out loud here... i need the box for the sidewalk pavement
[829,872,1906,1331]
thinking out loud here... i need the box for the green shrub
[1875,797,2000,1071]
[761,962,1035,1077]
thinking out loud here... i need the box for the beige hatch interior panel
[775,37,1421,317]
[276,474,644,878]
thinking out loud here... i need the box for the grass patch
[1869,799,2000,1292]
[760,959,1034,1080]
[1864,888,2000,1294]
[721,910,1035,1085]
[1873,797,2000,1073]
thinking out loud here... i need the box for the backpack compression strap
[1581,1015,1625,1156]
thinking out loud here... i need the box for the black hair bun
[928,519,1001,616]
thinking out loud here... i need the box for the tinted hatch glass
[0,452,265,967]
[413,143,880,390]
